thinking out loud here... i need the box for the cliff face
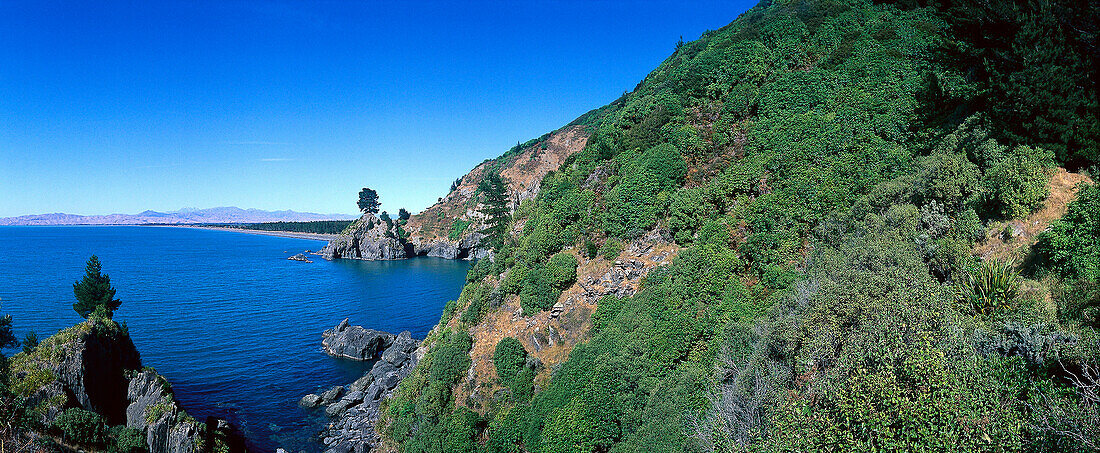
[10,319,241,453]
[321,125,590,261]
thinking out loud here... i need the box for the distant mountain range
[0,207,358,225]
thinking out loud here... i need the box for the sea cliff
[10,318,244,453]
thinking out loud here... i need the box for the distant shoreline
[152,224,337,242]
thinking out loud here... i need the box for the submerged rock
[322,318,396,360]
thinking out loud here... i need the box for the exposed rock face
[10,319,243,453]
[321,215,408,260]
[322,318,397,360]
[304,328,421,453]
[43,319,142,425]
[321,126,590,263]
[126,370,204,453]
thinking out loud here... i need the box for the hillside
[321,125,596,261]
[364,0,1100,452]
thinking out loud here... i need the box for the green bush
[429,330,473,385]
[53,407,107,447]
[984,145,1055,219]
[493,337,527,384]
[519,270,559,316]
[108,425,148,453]
[545,253,578,290]
[599,239,623,261]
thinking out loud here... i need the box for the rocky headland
[301,321,422,453]
[10,318,244,453]
[320,125,590,262]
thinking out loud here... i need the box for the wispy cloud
[225,141,291,146]
[260,158,295,162]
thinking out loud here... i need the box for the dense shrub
[53,407,107,447]
[984,145,1055,219]
[493,337,527,384]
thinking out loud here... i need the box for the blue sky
[0,1,755,217]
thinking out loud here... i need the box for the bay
[0,226,469,452]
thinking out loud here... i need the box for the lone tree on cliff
[72,255,122,319]
[358,188,380,214]
[478,172,510,250]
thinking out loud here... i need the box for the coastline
[152,224,337,242]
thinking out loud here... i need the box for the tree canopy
[72,255,122,319]
[357,187,380,214]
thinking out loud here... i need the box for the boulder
[322,319,396,360]
[299,393,323,408]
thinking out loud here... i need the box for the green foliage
[449,219,472,241]
[459,282,490,325]
[598,239,622,261]
[545,253,578,290]
[493,337,527,385]
[21,331,37,355]
[1034,184,1100,282]
[399,208,412,221]
[108,425,148,453]
[429,330,473,386]
[479,172,511,251]
[385,1,1100,452]
[956,259,1022,316]
[935,0,1099,167]
[73,255,122,319]
[984,145,1054,219]
[358,187,380,214]
[53,407,108,447]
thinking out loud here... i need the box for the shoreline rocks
[303,324,422,453]
[288,253,313,263]
[322,319,396,361]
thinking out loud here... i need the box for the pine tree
[357,188,380,214]
[72,255,121,319]
[478,172,510,250]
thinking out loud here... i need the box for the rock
[318,330,424,453]
[320,386,345,405]
[322,319,396,360]
[299,393,322,408]
[348,374,374,391]
[126,369,246,453]
[320,214,409,260]
[288,253,313,263]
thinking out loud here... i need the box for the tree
[72,255,121,319]
[478,172,510,250]
[357,188,380,214]
[20,332,36,355]
[398,208,411,221]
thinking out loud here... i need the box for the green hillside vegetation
[380,0,1099,452]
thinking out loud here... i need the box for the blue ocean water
[0,226,469,452]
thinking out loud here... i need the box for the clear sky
[0,1,756,217]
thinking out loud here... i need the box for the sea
[0,226,470,452]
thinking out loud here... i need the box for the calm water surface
[0,226,469,452]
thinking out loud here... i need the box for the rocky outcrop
[320,215,408,260]
[321,126,590,263]
[304,327,421,453]
[9,319,141,426]
[10,319,242,453]
[322,319,397,360]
